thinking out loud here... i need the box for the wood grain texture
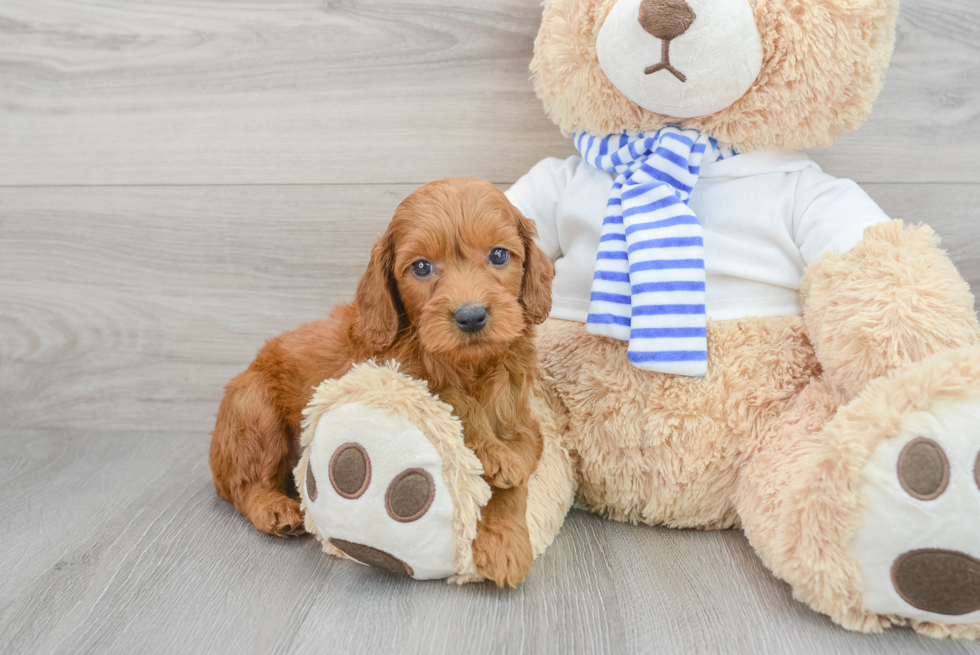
[0,0,978,186]
[0,429,206,600]
[0,183,412,432]
[2,0,980,651]
[0,0,572,186]
[0,430,976,655]
[0,185,980,431]
[2,182,978,433]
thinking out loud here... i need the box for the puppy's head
[354,178,554,361]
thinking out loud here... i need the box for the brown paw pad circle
[891,549,980,615]
[385,468,435,522]
[305,460,318,502]
[328,443,371,499]
[329,538,414,577]
[897,437,949,501]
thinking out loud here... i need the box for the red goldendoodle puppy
[210,178,554,586]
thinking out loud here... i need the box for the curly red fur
[209,178,554,586]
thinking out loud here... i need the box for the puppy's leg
[472,483,534,587]
[210,370,304,537]
[440,389,531,489]
[497,417,544,487]
[441,389,536,584]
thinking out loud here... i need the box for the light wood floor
[1,0,979,653]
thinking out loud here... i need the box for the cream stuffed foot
[850,392,980,632]
[293,361,574,584]
[737,347,980,639]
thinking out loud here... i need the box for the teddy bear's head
[531,0,898,152]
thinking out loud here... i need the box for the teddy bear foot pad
[327,538,416,577]
[302,402,460,580]
[850,396,980,623]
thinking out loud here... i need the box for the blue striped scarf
[575,128,735,377]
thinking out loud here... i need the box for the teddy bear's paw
[849,396,980,627]
[300,402,461,580]
[296,395,489,580]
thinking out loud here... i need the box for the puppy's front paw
[472,520,533,588]
[247,492,305,538]
[475,442,527,489]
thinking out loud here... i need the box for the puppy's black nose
[455,305,488,333]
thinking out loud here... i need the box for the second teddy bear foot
[742,347,980,639]
[850,390,980,630]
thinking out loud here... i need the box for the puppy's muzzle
[455,304,488,334]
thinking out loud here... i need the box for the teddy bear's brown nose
[638,0,696,41]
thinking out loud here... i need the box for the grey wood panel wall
[0,0,979,186]
[2,183,979,432]
[2,1,980,653]
[2,0,980,430]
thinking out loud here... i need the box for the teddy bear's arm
[790,169,980,398]
[801,220,980,400]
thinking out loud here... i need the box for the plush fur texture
[533,220,980,637]
[295,360,492,580]
[736,349,980,638]
[537,313,820,527]
[531,0,898,151]
[295,361,575,584]
[802,221,980,400]
[210,178,555,586]
[524,372,578,559]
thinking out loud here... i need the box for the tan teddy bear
[296,0,980,639]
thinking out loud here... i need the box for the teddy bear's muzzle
[639,0,695,82]
[595,0,763,118]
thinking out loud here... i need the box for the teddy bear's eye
[489,248,510,267]
[411,260,434,279]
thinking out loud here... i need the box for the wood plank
[0,430,205,598]
[0,430,972,655]
[0,0,572,186]
[1,0,978,186]
[0,184,415,433]
[0,431,335,654]
[808,0,980,182]
[2,183,978,433]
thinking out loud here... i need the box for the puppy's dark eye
[412,260,434,279]
[489,248,510,267]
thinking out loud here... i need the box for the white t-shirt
[505,150,890,323]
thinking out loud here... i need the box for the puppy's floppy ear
[353,228,402,350]
[515,209,555,325]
